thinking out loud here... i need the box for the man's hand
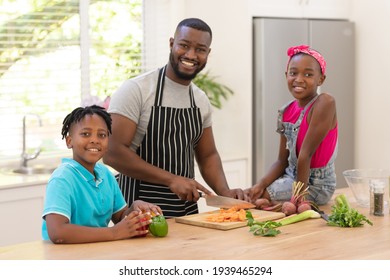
[168,176,213,201]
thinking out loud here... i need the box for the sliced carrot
[206,207,248,223]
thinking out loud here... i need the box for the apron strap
[189,85,196,108]
[154,66,166,107]
[154,65,197,108]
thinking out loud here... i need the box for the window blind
[0,0,143,159]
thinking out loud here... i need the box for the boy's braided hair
[61,105,112,139]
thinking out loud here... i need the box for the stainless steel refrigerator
[252,18,355,188]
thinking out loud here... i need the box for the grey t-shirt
[108,68,213,151]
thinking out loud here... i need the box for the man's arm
[103,113,213,201]
[195,126,246,200]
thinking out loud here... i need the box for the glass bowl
[343,169,390,208]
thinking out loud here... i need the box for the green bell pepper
[149,215,168,237]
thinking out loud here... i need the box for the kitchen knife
[200,193,255,209]
[316,209,329,221]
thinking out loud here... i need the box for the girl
[246,45,338,205]
[42,105,162,244]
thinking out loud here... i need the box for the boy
[42,105,162,244]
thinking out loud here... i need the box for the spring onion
[246,209,320,237]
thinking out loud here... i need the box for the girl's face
[286,53,326,106]
[65,114,109,174]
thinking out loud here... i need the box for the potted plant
[193,71,234,109]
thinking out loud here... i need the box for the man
[103,18,245,218]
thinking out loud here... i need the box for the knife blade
[317,209,329,221]
[200,193,255,209]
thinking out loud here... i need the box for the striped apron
[117,66,203,218]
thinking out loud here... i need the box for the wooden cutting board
[175,209,285,230]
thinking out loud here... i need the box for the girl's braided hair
[61,105,112,139]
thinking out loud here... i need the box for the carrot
[206,207,248,223]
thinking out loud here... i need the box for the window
[0,0,143,159]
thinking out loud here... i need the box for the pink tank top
[283,100,338,168]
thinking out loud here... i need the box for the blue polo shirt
[42,158,127,240]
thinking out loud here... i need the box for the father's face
[169,26,211,81]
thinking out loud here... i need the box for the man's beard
[169,52,206,81]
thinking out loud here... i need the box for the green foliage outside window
[0,0,233,158]
[193,71,234,109]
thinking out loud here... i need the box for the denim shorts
[267,174,336,205]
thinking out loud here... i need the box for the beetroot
[297,202,312,213]
[253,182,318,216]
[290,181,309,206]
[282,201,297,216]
[254,198,271,209]
[279,181,317,216]
[262,202,282,212]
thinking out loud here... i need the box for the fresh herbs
[246,209,321,237]
[327,194,373,227]
[246,211,282,237]
[249,221,282,237]
[247,194,373,238]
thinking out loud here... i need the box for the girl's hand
[129,200,163,216]
[245,183,265,202]
[219,188,249,201]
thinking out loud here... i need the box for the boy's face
[65,114,109,173]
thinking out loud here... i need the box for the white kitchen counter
[0,152,68,189]
[0,171,51,246]
[0,171,51,189]
[0,153,65,246]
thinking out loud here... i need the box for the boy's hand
[114,211,151,239]
[129,200,163,216]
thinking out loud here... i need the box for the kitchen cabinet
[196,158,248,212]
[0,183,45,246]
[248,0,351,19]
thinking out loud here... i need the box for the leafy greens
[327,194,373,227]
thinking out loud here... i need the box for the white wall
[350,0,390,169]
[169,0,253,186]
[161,0,390,187]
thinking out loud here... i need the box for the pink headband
[287,45,326,75]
